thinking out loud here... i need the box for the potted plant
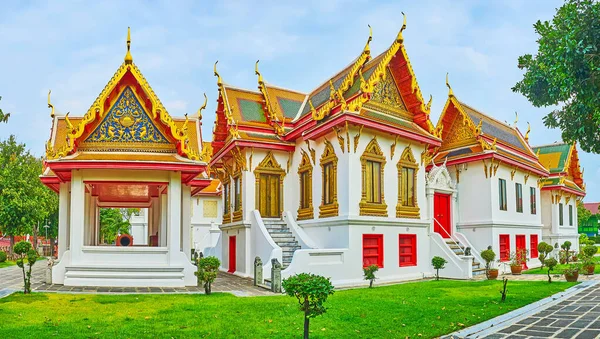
[563,264,580,282]
[509,249,528,275]
[559,250,567,264]
[480,248,498,280]
[582,245,597,275]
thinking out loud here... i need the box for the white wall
[191,196,222,254]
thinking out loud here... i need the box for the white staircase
[262,219,301,268]
[444,239,486,276]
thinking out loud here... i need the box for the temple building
[41,22,586,288]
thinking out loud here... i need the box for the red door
[228,236,236,273]
[434,193,452,238]
[516,235,528,269]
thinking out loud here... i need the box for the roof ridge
[532,141,571,149]
[264,82,306,96]
[223,84,261,95]
[458,101,517,131]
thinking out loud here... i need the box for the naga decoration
[48,90,55,118]
[231,147,246,171]
[196,93,208,119]
[345,121,350,153]
[305,140,316,165]
[510,166,517,181]
[513,111,518,126]
[333,126,345,153]
[249,147,253,170]
[524,172,530,184]
[353,125,364,153]
[420,145,435,167]
[445,73,454,97]
[524,122,531,143]
[390,135,399,159]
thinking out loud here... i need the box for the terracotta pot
[487,269,499,280]
[584,265,595,275]
[510,265,522,275]
[560,259,567,264]
[565,271,579,282]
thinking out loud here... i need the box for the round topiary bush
[0,250,6,263]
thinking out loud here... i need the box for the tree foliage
[545,258,558,283]
[195,256,221,295]
[0,96,10,123]
[14,240,38,294]
[578,201,593,224]
[99,208,131,244]
[431,256,447,281]
[282,273,335,339]
[0,136,57,252]
[513,0,600,153]
[363,264,379,288]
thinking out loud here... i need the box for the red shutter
[499,234,510,261]
[530,234,539,258]
[363,234,384,268]
[399,234,417,266]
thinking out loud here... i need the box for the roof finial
[214,61,223,87]
[446,73,454,97]
[364,25,373,54]
[525,122,531,142]
[196,93,208,119]
[513,111,518,126]
[255,60,264,85]
[48,90,55,118]
[396,12,407,42]
[124,27,133,64]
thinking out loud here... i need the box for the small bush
[537,242,554,268]
[583,245,598,258]
[282,273,335,339]
[195,256,220,295]
[545,258,558,283]
[561,241,572,264]
[480,249,496,279]
[363,264,379,288]
[431,256,447,281]
[0,250,7,263]
[14,241,38,294]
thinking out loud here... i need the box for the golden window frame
[232,165,243,222]
[360,137,388,217]
[319,139,339,218]
[396,145,420,218]
[253,151,286,218]
[221,174,232,224]
[297,149,314,220]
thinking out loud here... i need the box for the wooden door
[228,236,236,273]
[259,174,281,218]
[434,193,452,238]
[516,235,528,269]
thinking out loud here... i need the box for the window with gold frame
[297,150,314,220]
[254,152,286,219]
[359,137,388,216]
[396,145,420,218]
[319,140,338,218]
[222,178,232,223]
[232,169,243,222]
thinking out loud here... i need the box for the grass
[523,256,600,275]
[0,280,575,338]
[0,260,16,268]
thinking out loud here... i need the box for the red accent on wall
[399,234,417,267]
[363,234,384,268]
[433,193,452,238]
[516,234,528,269]
[530,234,539,258]
[499,234,510,261]
[228,236,236,273]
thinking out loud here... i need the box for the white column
[58,182,70,261]
[182,185,191,259]
[552,194,560,235]
[167,172,182,262]
[160,193,168,247]
[426,187,435,234]
[84,192,92,246]
[69,172,85,264]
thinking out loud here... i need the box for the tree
[545,258,558,283]
[14,240,38,294]
[537,242,554,268]
[282,273,335,339]
[0,96,10,123]
[431,256,448,281]
[363,264,379,288]
[513,0,600,153]
[99,208,131,244]
[195,256,220,294]
[578,201,593,224]
[0,136,56,253]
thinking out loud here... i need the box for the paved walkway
[0,259,273,297]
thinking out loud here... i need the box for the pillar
[182,185,192,259]
[160,193,168,247]
[58,182,70,261]
[426,187,435,235]
[552,193,560,237]
[167,172,182,262]
[69,172,85,264]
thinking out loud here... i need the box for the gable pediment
[364,68,409,118]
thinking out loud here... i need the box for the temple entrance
[258,174,281,218]
[434,193,452,238]
[228,236,236,273]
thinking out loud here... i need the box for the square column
[58,182,70,260]
[167,172,182,262]
[181,185,191,259]
[69,172,85,264]
[160,193,168,247]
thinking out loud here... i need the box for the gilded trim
[359,137,388,217]
[319,140,339,218]
[254,152,286,218]
[297,150,314,220]
[396,145,420,218]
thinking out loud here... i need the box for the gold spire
[124,27,133,64]
[525,122,531,142]
[214,61,223,87]
[196,93,207,119]
[255,60,264,85]
[397,12,407,42]
[513,111,518,126]
[48,90,55,118]
[446,73,454,97]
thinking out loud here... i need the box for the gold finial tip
[445,73,454,97]
[124,27,133,64]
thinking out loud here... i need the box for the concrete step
[266,228,292,233]
[472,268,487,276]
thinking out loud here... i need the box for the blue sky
[0,0,598,202]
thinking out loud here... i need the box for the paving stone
[571,320,591,329]
[575,330,600,339]
[499,325,524,334]
[517,329,559,337]
[554,319,576,327]
[534,318,557,326]
[516,317,540,325]
[555,329,583,338]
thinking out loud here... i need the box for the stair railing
[433,217,464,256]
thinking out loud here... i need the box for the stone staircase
[263,219,301,269]
[444,239,487,277]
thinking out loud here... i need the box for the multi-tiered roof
[534,142,585,196]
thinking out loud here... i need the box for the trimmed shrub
[14,241,38,294]
[537,242,554,268]
[363,264,379,288]
[545,258,558,283]
[0,250,7,263]
[195,256,220,295]
[432,256,447,281]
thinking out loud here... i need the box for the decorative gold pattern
[524,172,530,184]
[360,138,388,217]
[353,125,364,153]
[483,159,488,178]
[345,121,350,153]
[297,150,314,220]
[203,200,218,218]
[232,168,243,222]
[319,140,339,218]
[366,68,408,117]
[510,167,517,181]
[421,146,435,167]
[231,147,247,171]
[305,140,316,165]
[48,90,55,118]
[396,145,420,218]
[254,152,286,218]
[390,135,399,160]
[525,122,531,143]
[196,93,208,119]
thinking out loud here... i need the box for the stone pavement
[449,281,600,339]
[0,259,274,297]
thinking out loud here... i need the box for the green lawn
[0,260,16,268]
[0,280,575,338]
[523,256,600,275]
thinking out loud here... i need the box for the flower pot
[560,259,566,264]
[487,269,499,280]
[510,265,522,275]
[565,271,579,282]
[584,265,595,275]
